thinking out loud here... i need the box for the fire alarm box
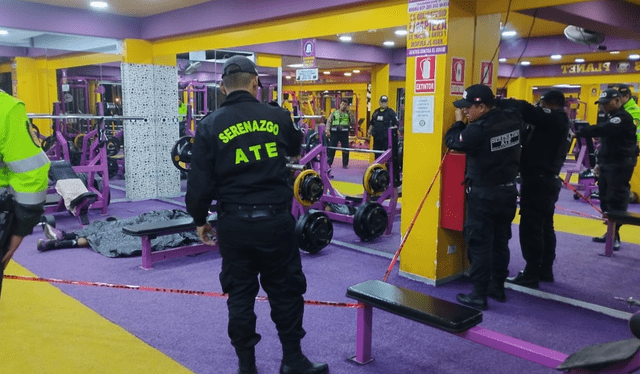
[440,151,466,231]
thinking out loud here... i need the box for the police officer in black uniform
[445,84,523,310]
[498,90,571,289]
[186,56,328,374]
[368,95,399,151]
[579,89,638,250]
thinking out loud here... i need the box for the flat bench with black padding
[47,160,98,225]
[123,215,218,270]
[347,280,640,372]
[603,210,640,256]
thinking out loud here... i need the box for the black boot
[236,348,257,374]
[488,283,506,302]
[539,268,554,282]
[506,271,539,289]
[456,292,487,310]
[280,342,328,374]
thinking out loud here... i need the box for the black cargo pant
[464,183,518,296]
[327,130,350,167]
[217,205,307,352]
[599,160,636,217]
[518,175,562,277]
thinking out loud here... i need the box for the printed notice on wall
[412,95,434,134]
[407,0,449,57]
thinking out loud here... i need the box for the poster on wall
[302,39,316,68]
[407,0,449,57]
[481,61,493,87]
[450,57,465,95]
[415,55,436,94]
[412,95,435,134]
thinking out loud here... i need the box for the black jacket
[577,106,638,165]
[185,91,302,226]
[370,107,399,138]
[498,99,570,176]
[445,108,523,187]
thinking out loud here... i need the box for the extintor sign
[481,61,493,87]
[450,57,465,96]
[415,55,436,94]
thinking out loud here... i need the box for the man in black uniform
[580,89,638,250]
[325,99,355,168]
[499,90,571,288]
[368,95,399,151]
[186,56,328,374]
[445,84,522,310]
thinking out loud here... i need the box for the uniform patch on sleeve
[543,108,551,114]
[610,117,622,124]
[26,120,42,148]
[490,130,520,152]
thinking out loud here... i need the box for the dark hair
[222,72,256,91]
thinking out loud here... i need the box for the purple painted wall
[140,0,380,40]
[498,64,523,78]
[0,45,26,58]
[0,0,140,40]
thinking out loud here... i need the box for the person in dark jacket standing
[445,84,523,310]
[579,89,638,250]
[368,95,399,151]
[499,90,571,288]
[185,56,327,374]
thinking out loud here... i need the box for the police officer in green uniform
[185,56,328,374]
[368,95,399,152]
[325,99,355,169]
[0,90,50,296]
[618,84,640,140]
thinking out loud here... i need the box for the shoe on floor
[342,165,348,169]
[592,234,606,243]
[614,238,621,251]
[506,271,539,289]
[280,356,328,374]
[43,223,63,241]
[487,287,506,302]
[456,292,487,310]
[539,270,554,282]
[37,239,49,252]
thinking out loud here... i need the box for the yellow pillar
[370,64,391,148]
[506,77,529,100]
[400,0,501,284]
[256,54,282,68]
[13,57,56,135]
[584,84,601,125]
[123,39,154,65]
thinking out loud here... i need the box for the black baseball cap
[540,89,565,107]
[594,89,620,104]
[222,56,262,87]
[618,84,633,97]
[379,95,389,102]
[453,84,495,108]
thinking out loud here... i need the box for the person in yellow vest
[325,99,355,169]
[0,90,50,297]
[282,93,294,114]
[618,85,640,203]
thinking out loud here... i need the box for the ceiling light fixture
[285,76,292,79]
[383,41,395,47]
[0,30,8,36]
[90,1,109,8]
[520,61,531,66]
[630,54,640,60]
[498,58,507,63]
[344,72,352,76]
[353,70,360,73]
[610,51,620,54]
[395,29,408,36]
[323,71,331,75]
[533,87,539,90]
[501,30,517,37]
[339,35,352,42]
[575,58,585,63]
[287,63,304,68]
[551,54,562,60]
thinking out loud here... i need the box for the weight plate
[295,211,333,254]
[106,136,121,157]
[74,133,86,149]
[171,136,195,172]
[108,158,119,178]
[363,163,389,196]
[353,202,388,241]
[293,169,323,207]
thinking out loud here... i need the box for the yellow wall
[283,82,368,125]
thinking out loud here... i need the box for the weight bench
[123,215,218,270]
[47,160,98,225]
[603,210,640,257]
[346,280,640,372]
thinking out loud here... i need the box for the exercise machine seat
[557,338,640,371]
[604,210,640,226]
[346,280,482,333]
[123,215,217,237]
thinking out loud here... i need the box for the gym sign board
[296,68,319,82]
[302,39,316,68]
[415,55,436,94]
[559,61,640,75]
[407,0,449,57]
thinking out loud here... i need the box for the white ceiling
[0,27,121,53]
[17,0,212,17]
